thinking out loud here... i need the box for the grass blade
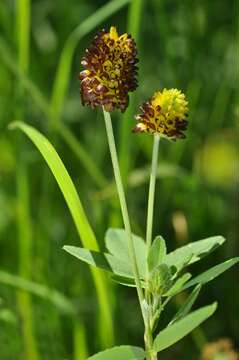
[10,121,114,346]
[16,0,30,73]
[0,270,75,315]
[15,0,39,358]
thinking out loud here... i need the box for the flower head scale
[79,26,138,113]
[133,89,189,140]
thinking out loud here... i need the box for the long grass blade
[15,0,39,358]
[10,121,114,347]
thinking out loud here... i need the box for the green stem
[102,108,146,323]
[73,319,89,360]
[145,327,155,360]
[145,301,158,359]
[144,134,160,359]
[146,134,160,254]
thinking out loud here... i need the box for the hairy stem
[102,108,146,323]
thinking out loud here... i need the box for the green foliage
[183,258,239,290]
[63,246,135,278]
[153,303,217,352]
[147,236,167,273]
[87,346,145,360]
[105,228,147,276]
[10,122,100,250]
[164,273,191,297]
[148,264,172,295]
[110,275,137,287]
[10,121,114,347]
[169,285,202,325]
[69,229,232,296]
[165,236,225,273]
[64,222,238,356]
[0,270,75,315]
[64,228,149,279]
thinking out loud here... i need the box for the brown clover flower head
[133,88,189,140]
[79,26,138,112]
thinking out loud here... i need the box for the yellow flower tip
[133,88,189,140]
[109,26,118,40]
[79,26,138,113]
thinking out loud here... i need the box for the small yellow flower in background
[133,88,189,140]
[79,26,138,113]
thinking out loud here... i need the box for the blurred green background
[0,0,239,359]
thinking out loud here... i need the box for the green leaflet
[153,303,217,352]
[165,236,225,273]
[105,228,147,277]
[148,236,167,273]
[164,273,191,297]
[169,285,202,325]
[63,246,136,278]
[87,345,145,360]
[183,257,239,290]
[111,275,138,288]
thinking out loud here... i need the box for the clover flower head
[133,88,189,140]
[79,26,138,113]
